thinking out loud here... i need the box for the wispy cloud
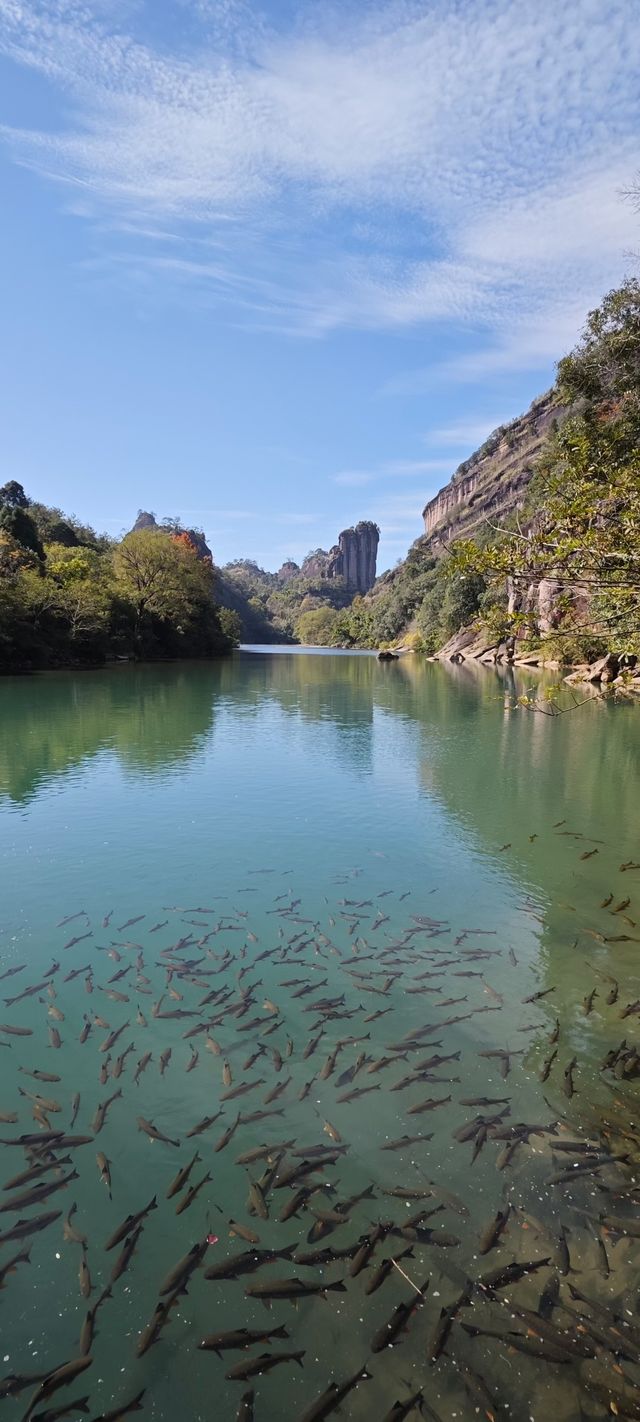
[0,0,638,364]
[332,459,451,487]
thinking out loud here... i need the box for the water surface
[1,652,639,1421]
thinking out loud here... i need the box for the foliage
[295,606,340,644]
[0,486,234,671]
[448,279,640,653]
[217,607,243,646]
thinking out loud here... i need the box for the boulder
[588,652,620,684]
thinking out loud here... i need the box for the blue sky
[0,0,638,573]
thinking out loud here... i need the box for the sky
[0,1,638,573]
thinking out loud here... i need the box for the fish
[63,1204,87,1246]
[158,1236,209,1295]
[91,1089,122,1136]
[166,1152,201,1200]
[21,1356,93,1417]
[185,1113,223,1140]
[563,1056,578,1098]
[371,1277,429,1351]
[110,1223,144,1283]
[133,1052,152,1084]
[245,1276,346,1304]
[406,1094,451,1115]
[79,1285,111,1355]
[0,1210,62,1245]
[381,1133,434,1152]
[224,1351,305,1382]
[104,1196,157,1249]
[79,1245,92,1297]
[204,1243,297,1280]
[137,1116,180,1148]
[176,1170,211,1215]
[198,1325,290,1355]
[0,1245,31,1289]
[87,1387,146,1421]
[478,1207,510,1255]
[95,1154,111,1200]
[297,1365,373,1422]
[0,1170,78,1213]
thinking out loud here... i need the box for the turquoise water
[0,650,639,1421]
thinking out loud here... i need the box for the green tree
[218,607,243,646]
[295,606,339,645]
[448,280,640,651]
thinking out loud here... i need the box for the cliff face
[422,392,561,549]
[132,512,213,562]
[326,521,380,593]
[297,521,380,593]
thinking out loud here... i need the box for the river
[1,649,639,1421]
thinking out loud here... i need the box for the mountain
[421,390,562,551]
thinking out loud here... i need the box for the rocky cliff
[326,521,380,593]
[132,511,213,562]
[422,391,562,549]
[297,521,380,593]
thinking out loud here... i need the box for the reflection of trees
[0,665,217,803]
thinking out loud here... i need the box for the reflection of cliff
[0,666,217,804]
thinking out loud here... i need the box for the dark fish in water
[214,1115,241,1153]
[4,979,49,1007]
[79,1284,111,1355]
[158,1236,209,1295]
[0,1210,62,1245]
[63,1204,87,1246]
[478,1207,510,1255]
[70,1095,80,1128]
[166,1152,201,1200]
[381,1133,434,1152]
[132,1052,152,1080]
[429,1286,471,1362]
[371,1277,429,1351]
[18,1070,61,1084]
[95,1154,111,1200]
[91,1089,122,1135]
[461,1319,574,1364]
[31,1396,91,1419]
[236,1391,254,1422]
[349,1223,387,1277]
[0,1169,78,1214]
[583,987,597,1015]
[297,1364,373,1422]
[176,1170,211,1215]
[539,1049,557,1082]
[382,1392,428,1422]
[104,1196,157,1250]
[538,1272,560,1319]
[245,1276,346,1304]
[99,1023,129,1054]
[21,1356,93,1417]
[137,1117,180,1148]
[230,1219,261,1245]
[204,1244,297,1281]
[225,1351,305,1382]
[0,1021,34,1036]
[0,1245,31,1289]
[79,1244,92,1297]
[406,1095,451,1116]
[199,1325,290,1355]
[364,1245,415,1296]
[110,1224,143,1283]
[186,1113,223,1139]
[563,1056,577,1098]
[477,1256,551,1292]
[87,1387,146,1420]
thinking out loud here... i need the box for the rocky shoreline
[416,625,640,696]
